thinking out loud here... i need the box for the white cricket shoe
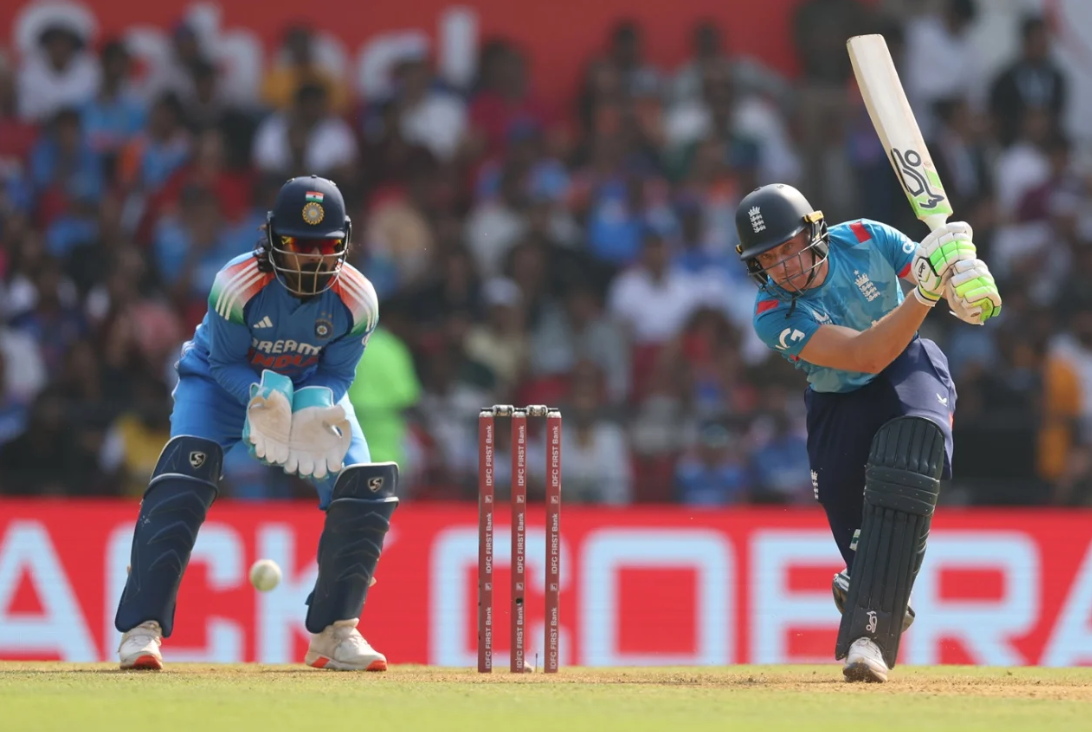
[843,638,888,683]
[305,619,387,671]
[118,620,164,670]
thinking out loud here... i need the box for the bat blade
[847,34,953,231]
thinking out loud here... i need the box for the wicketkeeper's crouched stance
[737,184,1002,682]
[115,176,398,672]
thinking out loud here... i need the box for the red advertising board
[3,500,1092,667]
[3,0,830,109]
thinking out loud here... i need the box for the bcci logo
[302,202,325,225]
[314,318,333,339]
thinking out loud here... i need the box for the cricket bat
[847,34,953,232]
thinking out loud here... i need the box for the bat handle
[923,213,950,232]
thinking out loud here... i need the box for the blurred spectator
[0,56,38,167]
[99,375,172,496]
[378,56,468,163]
[607,230,710,347]
[748,410,812,503]
[252,82,357,180]
[989,15,1067,149]
[538,364,632,504]
[153,183,248,310]
[928,97,993,228]
[464,163,531,277]
[464,277,530,395]
[0,323,46,403]
[792,0,872,86]
[675,420,750,505]
[29,108,104,217]
[903,0,980,138]
[17,22,100,122]
[530,277,631,405]
[116,92,193,196]
[468,45,556,159]
[607,20,664,100]
[0,386,103,496]
[262,24,349,115]
[348,305,422,471]
[671,19,793,111]
[82,39,146,170]
[141,22,205,105]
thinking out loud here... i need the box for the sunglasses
[279,235,345,256]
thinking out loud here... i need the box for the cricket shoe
[118,620,163,670]
[843,638,889,683]
[832,570,915,632]
[305,619,387,671]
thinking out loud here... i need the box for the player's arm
[770,222,976,374]
[799,297,932,374]
[297,331,369,404]
[206,310,261,405]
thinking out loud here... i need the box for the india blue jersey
[178,253,379,405]
[752,219,917,394]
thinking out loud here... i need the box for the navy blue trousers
[805,338,956,569]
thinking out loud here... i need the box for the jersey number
[777,328,805,351]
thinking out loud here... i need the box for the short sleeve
[753,300,823,359]
[851,219,917,278]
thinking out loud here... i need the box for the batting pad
[835,417,943,668]
[115,436,222,637]
[305,462,399,633]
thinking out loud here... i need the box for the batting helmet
[734,183,829,298]
[263,175,352,297]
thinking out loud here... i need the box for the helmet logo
[748,206,766,233]
[302,202,325,225]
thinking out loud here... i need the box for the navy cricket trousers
[805,337,956,569]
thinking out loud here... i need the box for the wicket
[478,404,562,673]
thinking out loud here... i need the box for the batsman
[736,183,1001,682]
[115,175,398,672]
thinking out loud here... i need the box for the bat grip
[923,214,950,232]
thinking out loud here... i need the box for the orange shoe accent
[366,659,387,672]
[130,655,162,670]
[309,656,330,669]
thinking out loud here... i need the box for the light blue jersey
[752,219,917,394]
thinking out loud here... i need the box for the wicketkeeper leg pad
[305,462,399,634]
[114,436,222,637]
[834,417,943,668]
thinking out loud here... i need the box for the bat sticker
[890,148,947,212]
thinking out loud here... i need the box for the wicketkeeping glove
[243,370,294,466]
[284,386,352,481]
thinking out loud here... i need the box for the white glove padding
[912,221,977,305]
[285,387,352,480]
[244,371,294,466]
[945,258,1002,325]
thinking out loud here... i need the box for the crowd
[1,0,1090,508]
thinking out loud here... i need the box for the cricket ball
[249,558,282,592]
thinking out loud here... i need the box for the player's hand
[945,258,1002,325]
[285,386,352,481]
[912,221,976,306]
[243,370,294,466]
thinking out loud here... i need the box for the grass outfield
[2,663,1090,731]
